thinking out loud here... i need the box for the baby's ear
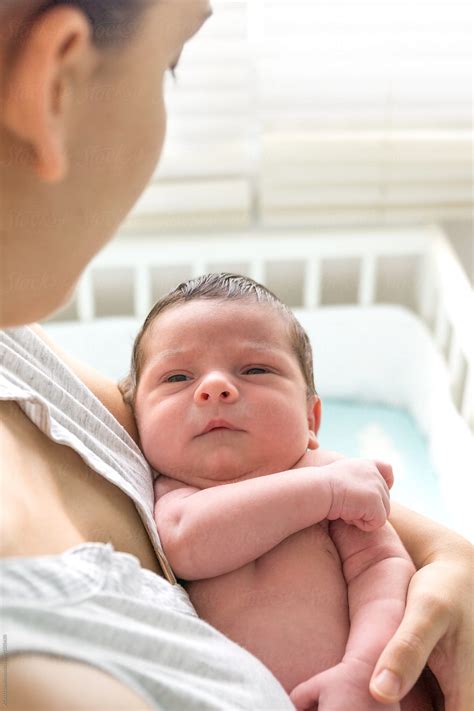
[307,395,321,449]
[307,431,319,450]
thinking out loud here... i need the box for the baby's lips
[197,418,242,436]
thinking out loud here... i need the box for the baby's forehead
[142,299,295,359]
[152,298,290,337]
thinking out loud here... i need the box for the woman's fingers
[370,585,449,703]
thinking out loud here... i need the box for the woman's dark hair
[10,0,152,49]
[119,273,317,405]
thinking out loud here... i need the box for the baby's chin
[163,453,296,489]
[158,453,254,487]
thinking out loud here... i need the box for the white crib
[44,224,474,540]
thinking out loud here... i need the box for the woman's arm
[30,324,138,441]
[388,500,468,564]
[371,502,473,711]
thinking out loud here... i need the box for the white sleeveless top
[0,326,174,582]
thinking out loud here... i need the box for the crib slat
[358,255,376,306]
[134,266,152,318]
[434,302,449,351]
[448,334,466,411]
[304,258,321,308]
[416,253,435,325]
[76,270,95,321]
[448,333,462,382]
[461,366,473,424]
[250,259,266,285]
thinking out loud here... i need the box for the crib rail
[78,225,436,317]
[428,235,474,424]
[73,224,473,429]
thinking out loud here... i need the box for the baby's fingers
[374,460,394,490]
[353,518,384,532]
[290,675,322,710]
[353,503,389,532]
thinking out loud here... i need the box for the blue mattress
[320,399,450,527]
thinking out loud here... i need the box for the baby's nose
[194,373,239,403]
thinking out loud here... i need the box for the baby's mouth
[198,419,242,436]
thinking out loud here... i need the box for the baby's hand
[290,659,400,711]
[323,458,393,531]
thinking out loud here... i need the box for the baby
[120,273,434,711]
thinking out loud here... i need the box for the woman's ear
[2,5,95,182]
[307,395,322,450]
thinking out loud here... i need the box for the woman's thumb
[369,596,448,703]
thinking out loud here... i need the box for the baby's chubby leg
[290,520,438,711]
[291,520,413,711]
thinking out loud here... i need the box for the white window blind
[122,0,473,233]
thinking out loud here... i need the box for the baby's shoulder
[154,474,194,500]
[311,448,346,466]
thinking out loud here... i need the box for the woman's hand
[370,545,473,710]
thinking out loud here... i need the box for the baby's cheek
[271,420,310,467]
[138,423,164,472]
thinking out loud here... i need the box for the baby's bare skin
[187,519,348,692]
[141,299,436,710]
[156,465,434,711]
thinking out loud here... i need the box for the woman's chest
[1,402,162,575]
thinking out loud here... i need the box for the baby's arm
[154,457,392,580]
[290,520,414,711]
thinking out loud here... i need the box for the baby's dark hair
[2,0,152,49]
[120,273,317,406]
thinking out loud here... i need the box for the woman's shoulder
[29,324,139,441]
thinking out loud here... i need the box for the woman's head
[120,272,318,406]
[1,1,152,49]
[0,0,212,326]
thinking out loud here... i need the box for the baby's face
[135,299,320,488]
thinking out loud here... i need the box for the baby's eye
[244,367,268,375]
[166,374,189,383]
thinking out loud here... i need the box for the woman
[0,1,472,709]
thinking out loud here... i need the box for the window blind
[121,0,473,234]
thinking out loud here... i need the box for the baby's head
[122,273,321,487]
